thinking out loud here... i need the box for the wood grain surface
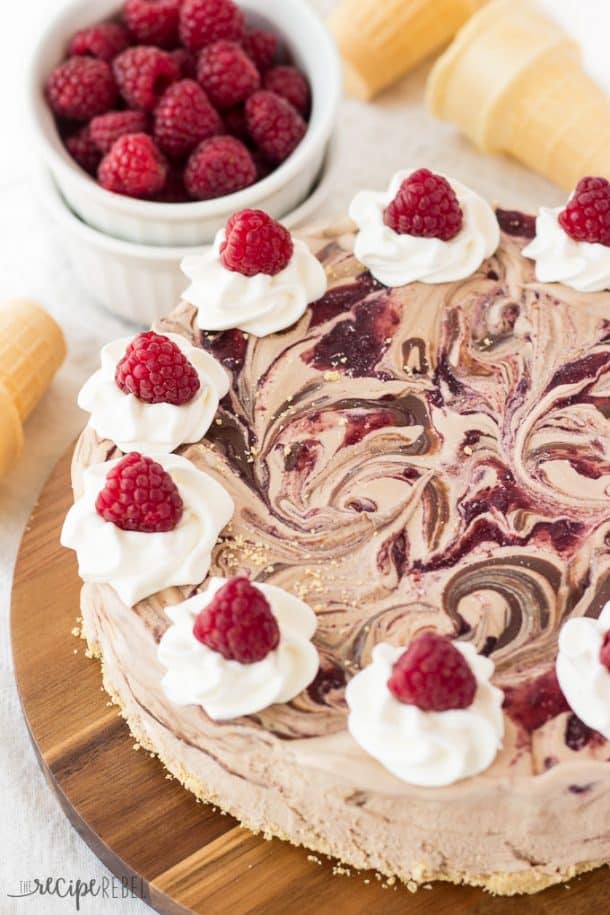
[10,450,610,915]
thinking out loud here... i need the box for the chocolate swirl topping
[155,219,610,749]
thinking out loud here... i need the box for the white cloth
[0,0,606,912]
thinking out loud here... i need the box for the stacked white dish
[28,0,341,323]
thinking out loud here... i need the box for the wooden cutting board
[10,449,610,914]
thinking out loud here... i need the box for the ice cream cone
[0,299,65,478]
[0,299,66,423]
[328,0,488,101]
[427,0,610,190]
[0,382,24,479]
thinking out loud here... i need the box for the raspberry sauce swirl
[88,215,610,767]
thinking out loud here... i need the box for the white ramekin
[27,0,341,247]
[37,133,337,326]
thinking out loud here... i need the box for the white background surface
[1,1,609,912]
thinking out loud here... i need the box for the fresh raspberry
[179,0,245,52]
[245,90,306,164]
[223,105,250,143]
[184,135,255,200]
[46,57,117,122]
[154,79,222,159]
[124,0,181,48]
[113,46,179,112]
[98,133,168,198]
[600,630,610,671]
[243,29,278,72]
[68,22,130,62]
[220,209,293,276]
[264,66,310,118]
[193,577,280,663]
[90,110,150,154]
[95,452,183,533]
[170,47,197,78]
[387,632,477,711]
[197,40,260,111]
[558,176,610,247]
[65,126,102,176]
[115,331,200,404]
[384,168,464,241]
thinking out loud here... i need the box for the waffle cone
[427,0,610,190]
[0,382,23,478]
[328,0,487,101]
[0,299,66,423]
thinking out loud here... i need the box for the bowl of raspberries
[30,0,340,245]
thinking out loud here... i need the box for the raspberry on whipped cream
[387,632,476,711]
[384,169,463,241]
[193,577,280,663]
[78,332,229,454]
[559,177,610,247]
[556,602,610,739]
[96,452,183,532]
[61,453,234,606]
[349,168,500,286]
[220,210,293,276]
[181,209,328,336]
[523,176,610,292]
[346,639,504,787]
[115,331,201,405]
[158,577,319,719]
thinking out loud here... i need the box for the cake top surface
[73,205,610,791]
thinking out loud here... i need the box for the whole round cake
[62,170,610,896]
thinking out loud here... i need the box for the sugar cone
[427,0,610,190]
[0,299,66,423]
[328,0,488,101]
[0,382,24,479]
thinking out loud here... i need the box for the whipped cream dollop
[61,454,234,606]
[78,333,230,454]
[522,206,610,292]
[181,230,328,337]
[349,170,500,286]
[157,577,319,719]
[556,602,610,738]
[345,642,504,787]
